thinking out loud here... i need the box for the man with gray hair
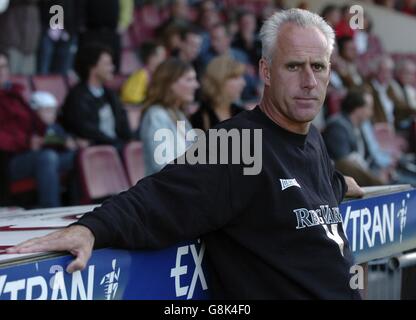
[390,59,416,128]
[8,9,363,299]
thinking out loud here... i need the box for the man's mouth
[294,97,318,101]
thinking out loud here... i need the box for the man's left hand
[344,176,364,198]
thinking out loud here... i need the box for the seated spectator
[354,13,384,78]
[79,0,121,72]
[0,51,75,208]
[37,0,82,75]
[368,55,396,125]
[390,59,416,130]
[0,0,40,75]
[335,5,355,38]
[323,89,388,186]
[328,46,348,92]
[61,43,132,152]
[30,91,77,152]
[197,23,259,102]
[195,0,222,55]
[336,36,364,89]
[121,41,167,105]
[139,58,199,176]
[368,55,416,132]
[320,4,341,29]
[191,55,245,131]
[156,0,191,41]
[197,23,249,71]
[232,10,262,74]
[175,26,203,70]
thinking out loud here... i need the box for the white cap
[30,91,58,110]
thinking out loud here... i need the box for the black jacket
[76,106,360,299]
[61,83,131,145]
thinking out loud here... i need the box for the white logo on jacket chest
[280,178,301,191]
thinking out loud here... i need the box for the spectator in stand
[367,55,412,153]
[198,23,248,69]
[0,51,75,208]
[232,10,262,74]
[79,0,122,73]
[367,55,396,125]
[396,0,416,15]
[117,0,134,34]
[323,89,389,186]
[320,4,341,29]
[335,5,355,38]
[367,55,416,129]
[157,0,191,34]
[0,0,41,75]
[139,58,199,176]
[354,13,384,78]
[191,55,245,131]
[336,36,364,89]
[61,43,132,152]
[176,26,203,65]
[37,0,83,75]
[121,41,167,105]
[197,23,259,102]
[195,0,221,55]
[390,59,416,130]
[156,0,191,55]
[30,91,77,153]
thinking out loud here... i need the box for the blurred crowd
[0,0,416,209]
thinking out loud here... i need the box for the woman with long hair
[191,55,246,131]
[139,58,199,176]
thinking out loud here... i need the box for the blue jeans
[37,32,77,75]
[8,149,75,208]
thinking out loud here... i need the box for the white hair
[259,8,335,64]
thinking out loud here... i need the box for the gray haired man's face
[262,23,331,128]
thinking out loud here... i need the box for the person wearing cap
[0,51,76,208]
[30,91,77,151]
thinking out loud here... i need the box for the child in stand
[30,91,77,151]
[30,91,81,205]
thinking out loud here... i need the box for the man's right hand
[6,225,95,273]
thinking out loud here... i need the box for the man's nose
[301,65,317,90]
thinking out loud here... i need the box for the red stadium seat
[78,146,130,202]
[9,75,32,102]
[32,75,68,108]
[123,142,145,186]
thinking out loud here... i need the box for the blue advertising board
[0,241,209,300]
[341,189,416,264]
[1,189,416,300]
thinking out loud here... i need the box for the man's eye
[312,64,325,71]
[287,64,298,71]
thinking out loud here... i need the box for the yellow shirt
[121,69,149,105]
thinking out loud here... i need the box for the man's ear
[259,58,271,86]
